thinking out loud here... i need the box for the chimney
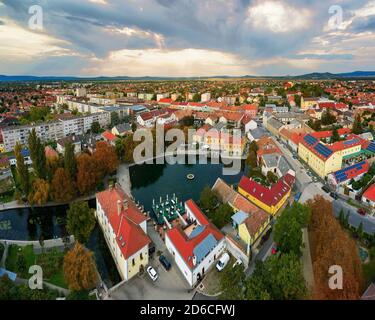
[117,200,122,216]
[192,256,197,267]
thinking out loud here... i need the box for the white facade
[75,88,87,97]
[201,93,211,103]
[244,120,257,133]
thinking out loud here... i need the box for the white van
[216,253,230,272]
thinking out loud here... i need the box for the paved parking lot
[109,222,194,300]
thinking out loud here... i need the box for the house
[261,153,291,178]
[327,161,369,189]
[362,184,375,210]
[236,210,271,253]
[165,200,225,287]
[112,123,132,137]
[96,185,151,282]
[56,135,82,154]
[242,115,257,133]
[102,130,118,146]
[247,127,269,142]
[238,170,295,215]
[9,149,32,166]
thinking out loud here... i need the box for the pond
[129,159,247,214]
[0,200,121,288]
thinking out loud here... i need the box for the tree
[219,263,246,300]
[199,186,219,211]
[91,121,100,134]
[131,122,137,132]
[209,203,233,229]
[321,109,336,126]
[245,253,307,300]
[67,201,95,244]
[110,112,120,127]
[274,203,310,257]
[28,129,46,179]
[93,141,119,177]
[28,179,49,206]
[249,141,258,153]
[352,114,363,135]
[50,168,76,203]
[64,142,77,178]
[63,243,98,291]
[76,153,101,195]
[246,150,258,168]
[331,127,340,143]
[307,196,364,300]
[267,171,278,184]
[14,142,30,196]
[115,138,126,161]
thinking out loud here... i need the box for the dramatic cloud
[0,0,374,76]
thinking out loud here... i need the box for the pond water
[130,159,246,214]
[0,200,121,287]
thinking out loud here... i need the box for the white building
[96,185,151,282]
[165,200,226,287]
[156,93,170,101]
[75,88,87,97]
[201,92,211,103]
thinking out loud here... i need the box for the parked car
[358,208,367,216]
[294,192,302,202]
[330,192,338,200]
[147,266,158,282]
[216,253,230,272]
[322,185,330,193]
[159,255,172,271]
[232,259,243,269]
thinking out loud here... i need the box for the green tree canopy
[67,202,95,244]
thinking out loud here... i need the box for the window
[132,259,135,266]
[140,253,143,260]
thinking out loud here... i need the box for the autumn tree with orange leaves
[63,243,98,291]
[28,179,50,206]
[76,153,100,195]
[50,168,76,203]
[307,196,364,300]
[93,141,119,177]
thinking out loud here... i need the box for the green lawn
[5,245,36,278]
[5,245,68,288]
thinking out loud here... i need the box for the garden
[5,244,68,288]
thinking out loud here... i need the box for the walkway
[116,164,132,196]
[301,228,315,294]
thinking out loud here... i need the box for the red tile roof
[166,200,224,269]
[363,184,375,202]
[102,130,117,142]
[96,186,150,259]
[239,172,295,207]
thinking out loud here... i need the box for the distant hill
[1,71,375,82]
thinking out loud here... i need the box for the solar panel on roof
[304,135,318,146]
[367,142,375,153]
[314,143,333,158]
[193,234,217,264]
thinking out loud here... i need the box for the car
[216,253,230,272]
[159,255,172,271]
[147,266,158,282]
[358,208,367,216]
[232,259,243,269]
[293,155,298,160]
[330,192,338,200]
[321,185,330,193]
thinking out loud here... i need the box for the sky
[0,0,374,77]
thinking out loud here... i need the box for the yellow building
[96,185,151,282]
[298,134,363,178]
[238,171,295,216]
[301,97,319,110]
[237,212,271,247]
